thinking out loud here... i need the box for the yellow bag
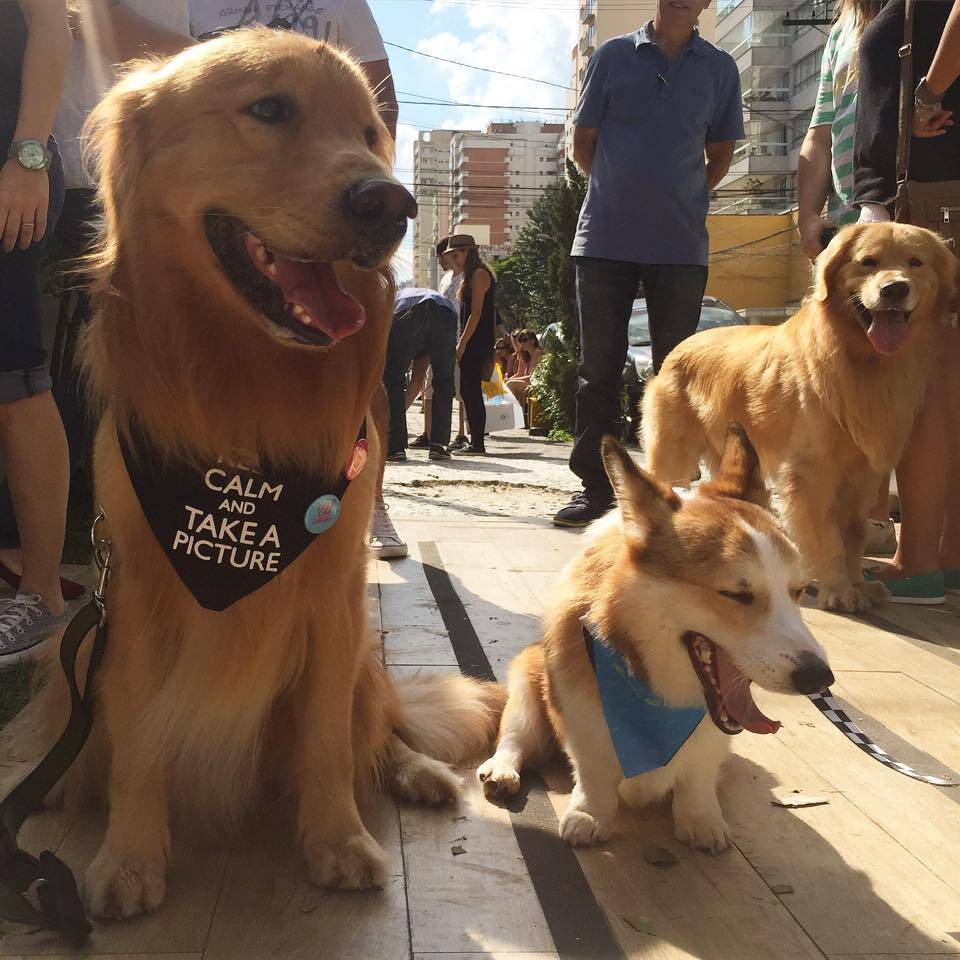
[481,363,508,399]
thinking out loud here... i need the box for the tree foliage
[492,160,587,437]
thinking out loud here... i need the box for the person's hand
[913,108,954,138]
[799,214,832,261]
[858,203,891,224]
[0,159,49,253]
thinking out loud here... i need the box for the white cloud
[417,5,577,130]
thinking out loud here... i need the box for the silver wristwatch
[914,77,942,121]
[7,139,52,172]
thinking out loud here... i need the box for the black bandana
[118,422,368,612]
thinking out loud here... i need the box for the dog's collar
[582,619,706,777]
[118,419,368,611]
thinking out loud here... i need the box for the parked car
[622,296,743,438]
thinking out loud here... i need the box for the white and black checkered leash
[808,691,957,787]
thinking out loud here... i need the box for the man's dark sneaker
[410,433,430,449]
[429,444,452,461]
[552,491,614,528]
[454,444,486,455]
[386,450,407,463]
[449,435,469,451]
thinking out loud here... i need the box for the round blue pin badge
[304,494,341,534]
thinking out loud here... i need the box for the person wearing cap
[554,0,743,527]
[444,235,497,456]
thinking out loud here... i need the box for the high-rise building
[412,129,462,290]
[712,0,832,213]
[412,122,565,285]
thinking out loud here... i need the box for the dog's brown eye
[791,586,807,602]
[245,96,291,124]
[718,590,754,606]
[860,257,878,268]
[909,257,923,267]
[364,126,378,148]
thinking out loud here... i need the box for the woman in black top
[853,0,960,603]
[446,235,497,455]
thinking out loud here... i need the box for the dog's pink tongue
[715,647,781,734]
[867,311,909,356]
[274,258,365,341]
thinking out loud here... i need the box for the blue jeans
[383,300,457,454]
[570,258,708,497]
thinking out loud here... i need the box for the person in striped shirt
[797,0,879,260]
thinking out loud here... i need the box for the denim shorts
[0,125,65,402]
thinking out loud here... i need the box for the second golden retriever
[643,223,957,612]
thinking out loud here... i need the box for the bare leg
[879,355,952,579]
[0,392,68,613]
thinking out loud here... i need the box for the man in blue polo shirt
[553,0,743,527]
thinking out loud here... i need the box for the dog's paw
[857,579,889,607]
[391,752,462,805]
[85,846,167,919]
[674,812,732,854]
[304,831,389,890]
[559,806,611,847]
[820,583,871,613]
[477,755,521,799]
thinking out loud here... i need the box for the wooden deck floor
[2,512,960,959]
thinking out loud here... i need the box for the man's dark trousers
[570,257,708,499]
[383,299,457,455]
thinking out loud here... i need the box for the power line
[385,40,574,90]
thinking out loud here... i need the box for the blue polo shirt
[571,24,744,266]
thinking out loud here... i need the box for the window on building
[793,46,825,95]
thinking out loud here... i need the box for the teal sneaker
[944,568,960,592]
[864,568,945,605]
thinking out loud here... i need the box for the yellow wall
[706,213,811,312]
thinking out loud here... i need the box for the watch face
[19,142,46,170]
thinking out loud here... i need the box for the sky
[368,0,581,279]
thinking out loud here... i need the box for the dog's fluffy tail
[394,674,506,763]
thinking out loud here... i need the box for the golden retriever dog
[478,428,833,851]
[32,30,503,919]
[642,223,958,612]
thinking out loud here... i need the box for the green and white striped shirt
[810,16,861,226]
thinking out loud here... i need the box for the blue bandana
[583,620,706,777]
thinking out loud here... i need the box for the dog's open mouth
[205,213,365,347]
[854,301,911,356]
[683,633,781,736]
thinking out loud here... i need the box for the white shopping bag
[484,391,525,432]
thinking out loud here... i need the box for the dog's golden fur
[643,223,958,612]
[31,30,503,919]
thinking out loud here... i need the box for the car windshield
[628,303,738,346]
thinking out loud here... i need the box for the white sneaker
[369,503,408,560]
[0,592,70,664]
[865,519,897,555]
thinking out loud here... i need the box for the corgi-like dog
[477,426,834,851]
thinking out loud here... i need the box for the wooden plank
[724,704,960,955]
[0,811,228,957]
[401,772,554,955]
[539,775,824,960]
[203,798,408,960]
[413,954,560,960]
[830,955,960,959]
[2,956,201,960]
[832,671,960,771]
[868,603,960,650]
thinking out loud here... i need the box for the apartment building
[412,122,565,285]
[411,129,462,290]
[713,0,833,213]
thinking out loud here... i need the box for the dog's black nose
[348,178,418,229]
[880,280,910,301]
[791,653,834,695]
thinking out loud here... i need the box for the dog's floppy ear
[699,423,767,506]
[812,224,863,302]
[601,436,680,545]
